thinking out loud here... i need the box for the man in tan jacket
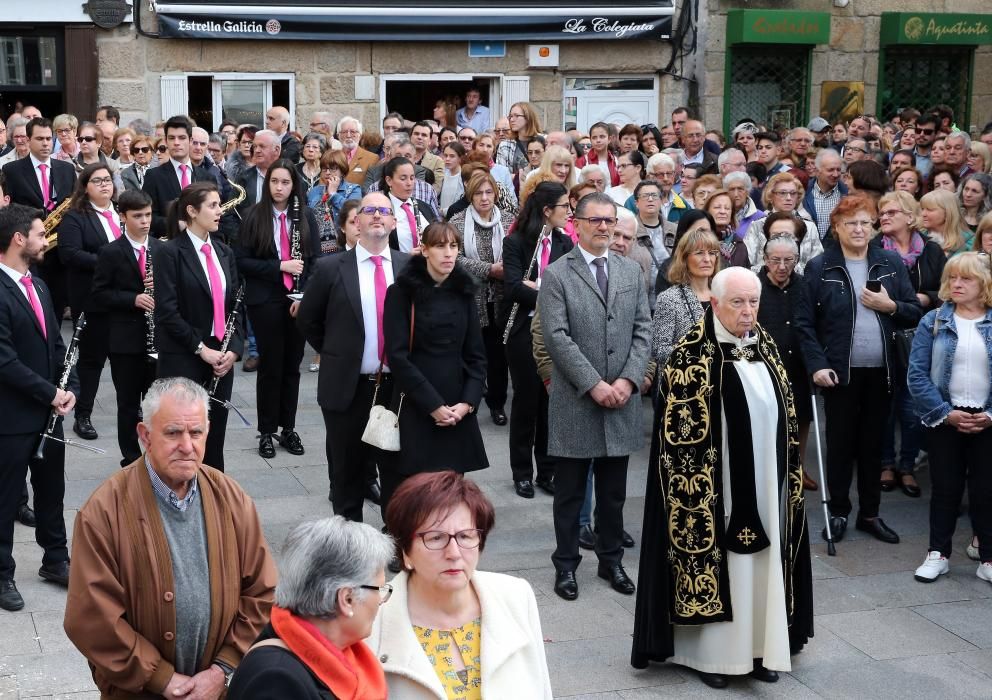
[64,377,277,699]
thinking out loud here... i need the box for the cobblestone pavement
[1,356,990,698]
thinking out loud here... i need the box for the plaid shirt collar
[145,455,198,512]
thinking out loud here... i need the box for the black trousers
[506,327,553,483]
[482,303,508,410]
[823,367,889,520]
[108,353,157,466]
[157,352,234,471]
[248,301,306,434]
[925,418,992,562]
[552,455,629,572]
[323,376,396,522]
[74,312,110,418]
[0,430,68,581]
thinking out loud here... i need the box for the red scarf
[270,605,387,700]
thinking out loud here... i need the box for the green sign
[726,9,831,46]
[880,12,992,46]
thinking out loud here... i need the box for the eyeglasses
[494,128,511,134]
[89,176,113,186]
[618,162,636,169]
[637,193,661,200]
[418,529,483,550]
[77,136,97,143]
[772,190,799,198]
[918,128,936,135]
[843,220,874,230]
[551,202,572,209]
[767,256,797,267]
[359,206,393,217]
[846,146,867,154]
[55,128,74,136]
[358,583,394,604]
[878,208,905,219]
[576,216,618,227]
[133,146,152,154]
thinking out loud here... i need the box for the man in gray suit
[539,192,651,601]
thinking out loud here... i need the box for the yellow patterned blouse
[413,618,482,699]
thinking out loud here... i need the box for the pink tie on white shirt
[20,276,47,340]
[370,255,387,363]
[179,164,190,189]
[278,212,293,291]
[137,246,147,279]
[98,210,122,239]
[38,163,50,210]
[200,243,226,340]
[401,202,419,248]
[539,237,551,276]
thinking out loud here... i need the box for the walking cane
[810,391,836,556]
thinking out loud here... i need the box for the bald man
[265,106,301,164]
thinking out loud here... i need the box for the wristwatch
[213,660,235,688]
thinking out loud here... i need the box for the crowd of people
[0,87,989,696]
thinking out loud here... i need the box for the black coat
[58,207,116,316]
[758,268,812,423]
[383,255,488,475]
[499,228,573,338]
[869,234,946,308]
[141,160,214,238]
[89,235,163,355]
[226,625,336,700]
[2,157,75,210]
[234,205,321,306]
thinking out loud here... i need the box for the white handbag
[361,304,412,452]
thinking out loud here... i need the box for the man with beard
[339,117,379,186]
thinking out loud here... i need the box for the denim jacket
[906,302,992,426]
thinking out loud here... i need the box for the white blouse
[948,314,990,409]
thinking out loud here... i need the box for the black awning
[151,2,674,42]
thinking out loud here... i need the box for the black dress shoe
[242,355,259,372]
[622,529,635,548]
[554,570,578,600]
[697,670,728,688]
[597,563,635,595]
[258,434,276,458]
[16,505,36,528]
[578,524,596,550]
[822,515,847,543]
[535,476,555,495]
[365,481,382,505]
[0,580,24,611]
[39,561,70,586]
[750,660,779,683]
[73,416,98,440]
[856,516,900,544]
[277,430,305,456]
[490,407,508,426]
[898,472,922,498]
[514,480,535,498]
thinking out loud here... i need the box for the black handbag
[892,328,915,372]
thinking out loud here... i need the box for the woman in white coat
[369,471,553,699]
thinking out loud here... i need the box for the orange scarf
[270,605,387,700]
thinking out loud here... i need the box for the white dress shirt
[186,232,227,296]
[578,244,609,283]
[0,262,31,302]
[29,154,53,201]
[356,243,395,374]
[125,234,148,270]
[171,158,193,187]
[90,202,119,243]
[272,206,290,258]
[389,193,428,253]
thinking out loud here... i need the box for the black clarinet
[33,313,106,460]
[205,284,251,426]
[288,195,302,296]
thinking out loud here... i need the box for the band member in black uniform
[154,182,243,471]
[141,115,213,238]
[89,190,160,466]
[58,164,121,440]
[235,159,319,458]
[501,181,573,498]
[0,204,76,612]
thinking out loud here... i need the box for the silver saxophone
[502,225,547,345]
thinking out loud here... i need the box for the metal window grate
[727,46,809,133]
[879,47,972,126]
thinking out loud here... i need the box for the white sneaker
[977,562,992,584]
[914,551,949,582]
[966,541,980,561]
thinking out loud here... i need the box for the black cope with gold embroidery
[657,310,806,626]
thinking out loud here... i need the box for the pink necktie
[401,202,419,248]
[137,246,146,279]
[20,276,47,340]
[179,164,190,189]
[98,210,122,239]
[539,237,551,276]
[278,212,293,290]
[201,243,226,340]
[370,255,387,363]
[38,164,50,209]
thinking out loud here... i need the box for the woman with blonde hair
[972,211,992,253]
[496,102,542,174]
[968,141,991,175]
[920,189,974,256]
[519,145,576,207]
[743,171,822,270]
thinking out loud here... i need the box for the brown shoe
[802,472,818,491]
[243,356,259,372]
[880,467,897,492]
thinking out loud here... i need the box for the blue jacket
[802,180,849,236]
[907,303,992,426]
[794,244,922,387]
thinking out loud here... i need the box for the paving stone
[618,670,820,698]
[0,649,94,697]
[546,634,683,696]
[912,600,992,648]
[793,653,991,698]
[0,614,40,656]
[950,649,992,677]
[817,608,978,660]
[32,610,75,654]
[225,467,310,500]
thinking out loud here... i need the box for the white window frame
[172,72,296,131]
[378,73,504,126]
[562,74,659,131]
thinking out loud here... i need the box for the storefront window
[0,35,58,87]
[878,47,972,126]
[726,46,810,133]
[165,74,293,130]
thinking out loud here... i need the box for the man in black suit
[298,191,409,521]
[154,182,243,471]
[89,190,160,466]
[0,204,76,611]
[2,117,76,318]
[142,115,212,238]
[265,106,301,164]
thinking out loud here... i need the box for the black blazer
[153,233,244,363]
[58,207,116,315]
[235,167,261,217]
[142,160,213,238]
[296,247,409,412]
[0,272,77,434]
[387,198,438,251]
[1,157,76,211]
[89,235,163,354]
[500,228,574,337]
[235,205,321,306]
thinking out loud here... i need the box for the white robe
[671,320,792,674]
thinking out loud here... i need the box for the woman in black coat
[382,222,489,510]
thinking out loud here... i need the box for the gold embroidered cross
[737,527,757,546]
[730,345,755,361]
